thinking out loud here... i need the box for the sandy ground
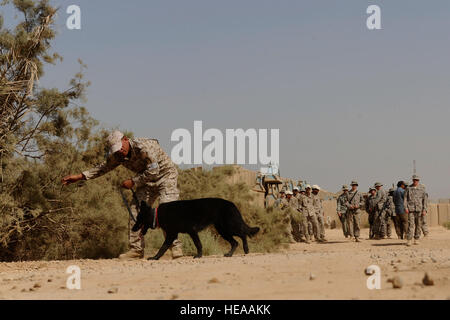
[1,227,450,300]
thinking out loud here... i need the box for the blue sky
[2,0,450,198]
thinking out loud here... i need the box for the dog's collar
[152,207,159,229]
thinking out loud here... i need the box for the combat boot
[413,239,419,245]
[171,240,184,259]
[355,237,361,242]
[119,249,144,260]
[406,240,412,246]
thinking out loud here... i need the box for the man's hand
[62,174,84,185]
[121,179,135,189]
[405,208,409,214]
[422,210,427,216]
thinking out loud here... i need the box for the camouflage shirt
[281,197,299,211]
[82,138,178,188]
[404,184,428,212]
[374,188,387,211]
[346,189,364,211]
[312,194,324,216]
[337,192,348,214]
[299,194,316,217]
[365,194,377,214]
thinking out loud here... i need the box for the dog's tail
[245,225,260,238]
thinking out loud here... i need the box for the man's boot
[413,239,419,245]
[171,239,184,259]
[406,240,412,246]
[119,249,144,260]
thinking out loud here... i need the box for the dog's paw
[193,254,202,259]
[224,253,233,257]
[147,256,160,261]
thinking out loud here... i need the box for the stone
[422,273,434,286]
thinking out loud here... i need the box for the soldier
[280,190,298,243]
[365,187,377,239]
[312,185,327,241]
[62,131,183,260]
[346,181,364,242]
[421,186,430,238]
[299,185,321,242]
[383,188,396,239]
[404,175,428,246]
[337,185,350,238]
[274,189,286,209]
[393,181,408,239]
[373,182,387,239]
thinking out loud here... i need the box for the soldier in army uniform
[299,185,321,243]
[346,181,364,242]
[280,190,298,243]
[404,175,428,246]
[312,185,327,241]
[383,188,396,239]
[62,130,183,260]
[365,187,377,239]
[336,185,349,238]
[373,182,387,239]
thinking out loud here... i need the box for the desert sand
[1,227,449,300]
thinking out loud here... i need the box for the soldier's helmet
[286,190,293,195]
[388,188,394,193]
[351,181,358,186]
[369,187,376,192]
[412,174,420,181]
[312,185,320,191]
[293,186,299,191]
[342,185,349,190]
[280,189,286,194]
[305,184,312,190]
[374,182,383,188]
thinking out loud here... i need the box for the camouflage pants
[420,214,429,236]
[338,212,349,237]
[283,210,295,243]
[382,214,393,238]
[130,179,180,252]
[373,210,385,237]
[306,214,319,240]
[316,213,326,240]
[406,211,422,240]
[347,209,361,238]
[394,214,408,239]
[293,213,309,241]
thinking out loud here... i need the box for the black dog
[131,198,260,260]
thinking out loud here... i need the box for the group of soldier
[277,175,429,247]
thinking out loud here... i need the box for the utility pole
[413,160,416,175]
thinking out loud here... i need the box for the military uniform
[336,190,349,237]
[373,186,387,238]
[404,181,428,243]
[280,195,298,243]
[82,137,181,257]
[312,193,326,240]
[346,185,364,241]
[420,190,429,237]
[383,193,395,238]
[365,192,377,239]
[299,193,320,241]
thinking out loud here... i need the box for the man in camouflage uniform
[312,185,327,241]
[299,185,321,243]
[280,190,298,243]
[365,187,378,239]
[62,130,183,260]
[404,175,428,246]
[346,181,364,242]
[420,187,430,238]
[383,188,396,239]
[373,182,387,239]
[336,185,350,238]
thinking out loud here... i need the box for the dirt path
[1,227,449,300]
